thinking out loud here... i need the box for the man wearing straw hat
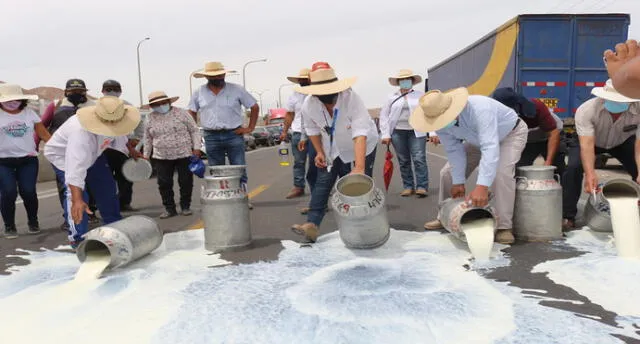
[290,62,379,243]
[562,79,640,229]
[188,62,259,191]
[44,96,140,248]
[414,88,528,244]
[281,68,318,202]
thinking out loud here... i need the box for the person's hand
[298,139,307,152]
[381,138,391,145]
[142,155,150,160]
[467,185,489,207]
[315,152,327,169]
[604,39,639,78]
[584,173,600,194]
[279,132,288,142]
[192,149,202,158]
[234,127,253,135]
[543,160,553,166]
[71,199,92,224]
[429,136,440,145]
[451,184,465,199]
[351,166,365,175]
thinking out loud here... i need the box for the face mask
[604,100,630,114]
[399,79,413,90]
[152,104,171,114]
[299,81,310,87]
[208,78,225,88]
[317,93,339,105]
[442,119,457,130]
[104,91,121,98]
[1,100,22,111]
[67,93,87,106]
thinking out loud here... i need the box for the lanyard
[323,108,339,171]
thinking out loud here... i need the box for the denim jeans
[307,148,377,226]
[391,129,428,190]
[0,156,39,228]
[291,132,318,192]
[203,129,247,184]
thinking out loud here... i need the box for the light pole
[136,37,151,107]
[242,58,267,88]
[278,83,294,108]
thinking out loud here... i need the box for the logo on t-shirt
[2,121,29,138]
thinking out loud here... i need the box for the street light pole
[242,58,267,88]
[136,37,150,107]
[278,83,294,108]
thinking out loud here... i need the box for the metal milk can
[76,215,163,270]
[583,178,640,232]
[439,198,497,242]
[330,174,390,249]
[201,165,252,252]
[513,166,562,241]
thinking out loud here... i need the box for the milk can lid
[122,158,153,182]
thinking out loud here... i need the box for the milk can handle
[554,174,561,183]
[515,176,528,186]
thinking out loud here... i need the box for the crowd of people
[2,39,640,248]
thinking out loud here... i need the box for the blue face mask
[604,100,630,114]
[152,104,171,114]
[442,119,457,130]
[399,79,413,90]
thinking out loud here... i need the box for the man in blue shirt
[410,88,528,244]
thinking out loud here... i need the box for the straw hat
[388,69,423,86]
[146,91,179,106]
[287,68,311,83]
[409,88,469,132]
[76,96,141,136]
[295,62,357,95]
[193,62,236,78]
[0,84,38,102]
[591,79,640,102]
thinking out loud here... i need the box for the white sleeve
[64,132,99,189]
[379,97,392,139]
[302,100,322,136]
[349,91,372,139]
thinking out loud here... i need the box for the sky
[2,0,639,111]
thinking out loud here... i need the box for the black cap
[102,79,121,90]
[65,79,87,91]
[491,87,536,118]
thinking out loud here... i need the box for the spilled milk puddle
[0,228,638,343]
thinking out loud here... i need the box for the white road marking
[427,151,448,160]
[16,189,59,204]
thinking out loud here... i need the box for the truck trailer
[427,13,630,126]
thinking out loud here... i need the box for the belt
[512,118,522,131]
[204,127,239,133]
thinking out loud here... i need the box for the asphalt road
[1,142,638,342]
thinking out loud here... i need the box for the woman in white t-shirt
[0,85,51,239]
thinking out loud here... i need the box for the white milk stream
[74,250,111,282]
[462,218,495,261]
[607,196,640,258]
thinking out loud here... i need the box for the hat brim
[193,70,237,78]
[286,76,310,83]
[147,96,179,106]
[76,105,141,136]
[0,94,38,102]
[295,77,357,95]
[591,87,640,103]
[389,75,423,87]
[409,87,469,132]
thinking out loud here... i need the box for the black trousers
[104,148,133,207]
[517,140,567,177]
[562,135,638,220]
[154,157,193,212]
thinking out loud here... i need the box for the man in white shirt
[44,97,140,248]
[281,68,318,201]
[291,62,379,243]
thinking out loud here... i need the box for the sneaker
[181,209,193,216]
[300,207,310,215]
[70,241,81,250]
[3,226,18,239]
[415,189,428,198]
[291,223,319,243]
[400,189,414,197]
[248,202,254,210]
[286,187,305,199]
[60,221,70,232]
[88,214,100,225]
[120,204,136,212]
[495,229,515,244]
[562,218,575,232]
[27,223,41,235]
[159,210,178,219]
[424,219,444,230]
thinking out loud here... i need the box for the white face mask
[152,104,171,114]
[104,91,121,98]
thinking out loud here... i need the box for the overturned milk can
[330,174,390,249]
[513,165,562,241]
[76,215,163,270]
[439,198,497,242]
[201,165,252,252]
[583,178,640,232]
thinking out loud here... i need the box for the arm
[474,110,500,187]
[379,98,392,140]
[352,136,367,174]
[187,91,199,123]
[34,122,51,142]
[439,130,467,185]
[545,129,561,165]
[40,102,56,128]
[143,122,153,159]
[579,135,597,188]
[247,104,259,131]
[184,110,202,152]
[349,92,374,172]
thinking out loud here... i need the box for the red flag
[383,145,394,192]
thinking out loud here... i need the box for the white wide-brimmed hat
[388,69,423,87]
[409,88,469,132]
[591,79,640,102]
[0,84,38,102]
[286,68,311,83]
[76,96,141,136]
[146,91,179,106]
[295,62,357,95]
[193,62,236,78]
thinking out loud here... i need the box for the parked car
[265,125,284,144]
[252,127,274,147]
[244,134,257,151]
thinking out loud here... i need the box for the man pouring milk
[562,80,640,229]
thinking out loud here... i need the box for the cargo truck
[427,13,630,167]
